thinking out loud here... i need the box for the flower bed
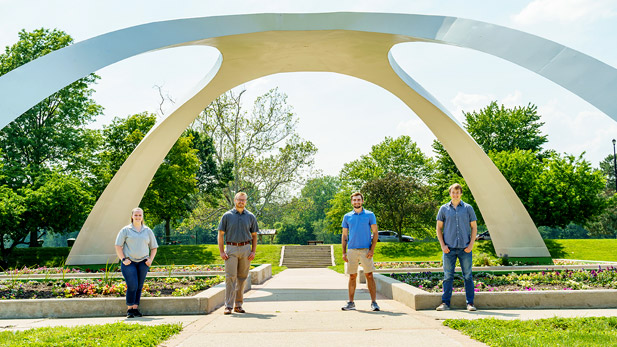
[374,258,609,270]
[0,264,227,275]
[389,267,617,292]
[0,275,224,300]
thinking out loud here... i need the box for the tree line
[1,28,616,267]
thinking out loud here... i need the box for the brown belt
[226,241,251,246]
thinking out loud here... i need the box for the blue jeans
[121,260,149,306]
[442,248,474,305]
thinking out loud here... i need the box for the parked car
[475,231,491,240]
[377,230,414,242]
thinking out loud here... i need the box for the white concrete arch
[1,13,615,264]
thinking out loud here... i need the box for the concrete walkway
[2,268,617,346]
[162,268,485,346]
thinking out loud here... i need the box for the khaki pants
[225,244,251,308]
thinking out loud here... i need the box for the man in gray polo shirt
[218,191,259,315]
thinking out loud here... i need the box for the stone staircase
[281,245,333,268]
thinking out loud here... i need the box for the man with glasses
[218,192,259,315]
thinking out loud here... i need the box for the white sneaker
[436,303,450,311]
[467,303,477,311]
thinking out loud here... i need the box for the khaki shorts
[345,248,376,275]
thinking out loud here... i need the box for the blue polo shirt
[436,200,477,249]
[342,208,377,249]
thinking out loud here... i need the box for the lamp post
[613,139,617,191]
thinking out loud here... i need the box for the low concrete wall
[250,264,272,284]
[374,273,617,310]
[0,263,273,319]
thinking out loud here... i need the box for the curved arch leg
[66,55,225,264]
[382,52,550,258]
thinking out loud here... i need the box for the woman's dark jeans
[120,260,149,306]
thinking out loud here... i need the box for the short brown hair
[234,192,248,200]
[448,183,463,193]
[350,192,364,201]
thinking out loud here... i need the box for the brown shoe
[234,307,246,313]
[224,307,232,315]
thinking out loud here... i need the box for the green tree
[141,134,200,244]
[0,186,25,267]
[528,153,605,227]
[340,135,434,190]
[464,101,547,153]
[432,102,548,202]
[300,176,341,223]
[0,28,102,186]
[325,187,355,234]
[599,154,617,192]
[586,193,617,238]
[196,88,317,215]
[96,113,214,244]
[0,28,102,246]
[362,173,438,241]
[93,112,157,195]
[0,172,93,264]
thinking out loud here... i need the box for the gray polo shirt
[436,200,477,249]
[115,224,159,262]
[218,208,259,243]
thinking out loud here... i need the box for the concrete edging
[373,273,617,310]
[0,264,272,318]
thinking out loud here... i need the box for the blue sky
[1,0,616,176]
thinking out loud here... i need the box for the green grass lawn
[5,239,617,272]
[444,316,617,347]
[0,322,182,347]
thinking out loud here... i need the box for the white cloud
[501,90,523,108]
[539,99,617,166]
[450,92,493,121]
[512,0,617,25]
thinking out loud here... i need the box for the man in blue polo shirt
[341,192,380,311]
[436,183,478,312]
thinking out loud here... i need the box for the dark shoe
[234,307,246,313]
[341,301,356,311]
[132,308,143,317]
[126,309,135,318]
[224,307,232,315]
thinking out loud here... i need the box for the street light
[613,139,617,191]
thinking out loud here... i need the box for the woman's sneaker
[126,309,135,318]
[467,303,477,311]
[341,301,356,311]
[371,301,380,311]
[436,303,450,311]
[132,308,143,317]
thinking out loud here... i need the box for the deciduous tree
[362,173,438,241]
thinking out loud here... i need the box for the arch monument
[1,13,616,265]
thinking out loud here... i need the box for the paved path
[162,268,484,346]
[2,268,617,346]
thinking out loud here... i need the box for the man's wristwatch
[122,257,127,262]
